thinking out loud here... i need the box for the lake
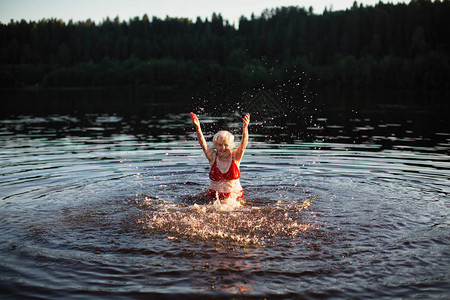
[0,88,449,298]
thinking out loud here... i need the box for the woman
[190,112,250,201]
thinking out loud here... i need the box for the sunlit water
[0,106,449,298]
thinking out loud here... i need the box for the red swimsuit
[209,156,241,181]
[207,155,244,200]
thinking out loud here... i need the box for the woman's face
[215,136,231,158]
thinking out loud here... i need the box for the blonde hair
[213,130,236,149]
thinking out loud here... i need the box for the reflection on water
[1,88,449,152]
[0,89,449,298]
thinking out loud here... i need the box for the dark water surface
[0,89,449,299]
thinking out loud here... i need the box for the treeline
[0,0,449,90]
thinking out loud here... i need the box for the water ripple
[1,112,449,299]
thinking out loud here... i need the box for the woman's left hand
[243,113,250,127]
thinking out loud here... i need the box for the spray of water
[136,195,318,246]
[134,65,322,245]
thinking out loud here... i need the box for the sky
[0,0,407,26]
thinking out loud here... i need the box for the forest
[0,0,449,91]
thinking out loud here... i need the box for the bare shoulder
[232,148,245,163]
[205,146,216,164]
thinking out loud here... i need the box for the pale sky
[0,0,407,26]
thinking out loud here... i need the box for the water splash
[210,196,244,211]
[137,195,318,245]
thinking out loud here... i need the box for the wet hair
[213,130,235,149]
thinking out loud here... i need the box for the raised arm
[233,113,250,163]
[190,112,214,163]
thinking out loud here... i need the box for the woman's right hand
[190,112,200,128]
